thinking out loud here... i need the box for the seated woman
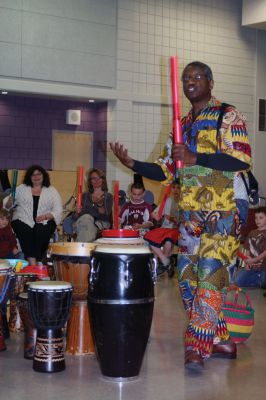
[73,168,113,242]
[4,165,62,265]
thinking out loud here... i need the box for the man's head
[254,207,266,230]
[181,61,214,107]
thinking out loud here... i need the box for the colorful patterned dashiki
[156,97,251,359]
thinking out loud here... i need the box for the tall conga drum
[49,242,96,355]
[88,243,156,381]
[0,261,13,351]
[28,281,73,373]
[17,292,37,359]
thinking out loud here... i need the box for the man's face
[182,65,213,104]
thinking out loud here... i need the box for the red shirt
[0,224,17,257]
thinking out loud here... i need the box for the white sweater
[9,184,63,228]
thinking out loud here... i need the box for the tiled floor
[1,276,266,400]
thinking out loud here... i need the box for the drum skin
[88,249,155,380]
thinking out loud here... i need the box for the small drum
[17,292,37,359]
[28,281,73,373]
[0,262,13,351]
[49,242,96,355]
[88,243,156,381]
[9,273,38,333]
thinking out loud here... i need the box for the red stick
[113,181,119,230]
[171,56,183,169]
[237,250,248,261]
[77,166,84,211]
[158,185,172,219]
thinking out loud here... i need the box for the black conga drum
[17,292,37,359]
[88,243,156,381]
[28,281,73,373]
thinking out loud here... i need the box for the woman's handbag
[221,285,255,343]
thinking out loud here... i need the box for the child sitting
[144,179,180,275]
[235,206,266,288]
[119,174,153,236]
[0,209,19,258]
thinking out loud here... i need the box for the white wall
[254,30,266,197]
[0,0,117,87]
[242,0,266,27]
[107,0,257,191]
[0,0,259,194]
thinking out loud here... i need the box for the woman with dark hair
[73,168,113,242]
[4,164,62,265]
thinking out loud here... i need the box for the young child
[119,175,153,235]
[0,209,19,258]
[144,179,180,275]
[235,206,266,288]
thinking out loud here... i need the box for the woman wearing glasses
[4,165,62,265]
[73,168,113,242]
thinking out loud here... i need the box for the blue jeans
[235,268,266,289]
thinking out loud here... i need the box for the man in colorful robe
[110,61,251,371]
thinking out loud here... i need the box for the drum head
[28,281,72,290]
[0,260,11,270]
[5,259,29,269]
[102,229,139,238]
[49,242,96,256]
[18,292,28,300]
[93,244,151,254]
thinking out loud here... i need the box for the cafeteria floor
[1,276,266,400]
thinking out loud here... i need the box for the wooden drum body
[49,242,96,355]
[17,292,37,359]
[0,262,13,351]
[28,281,73,373]
[88,243,156,381]
[9,273,37,333]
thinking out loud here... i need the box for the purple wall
[0,95,107,173]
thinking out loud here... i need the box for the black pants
[12,219,56,262]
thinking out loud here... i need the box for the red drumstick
[171,56,183,169]
[158,184,172,219]
[237,250,248,261]
[77,166,84,211]
[113,181,119,230]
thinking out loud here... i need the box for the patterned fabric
[156,97,251,359]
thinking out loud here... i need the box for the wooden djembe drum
[49,242,96,355]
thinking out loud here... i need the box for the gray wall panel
[0,8,21,43]
[22,46,115,87]
[0,0,22,10]
[22,12,116,56]
[0,43,21,76]
[22,0,116,25]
